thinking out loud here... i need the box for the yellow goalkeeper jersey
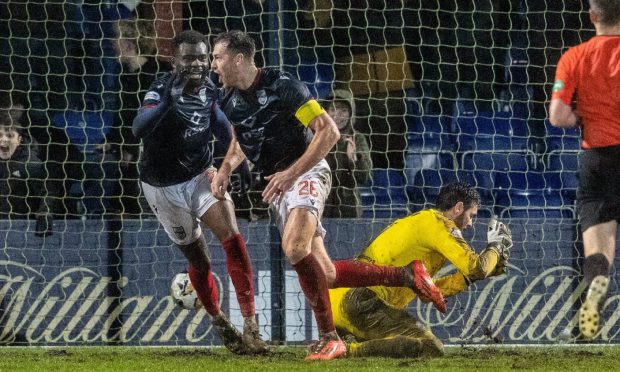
[330,209,497,312]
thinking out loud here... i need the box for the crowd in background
[0,0,591,234]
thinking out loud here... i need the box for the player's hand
[163,70,188,105]
[262,170,296,204]
[210,169,230,200]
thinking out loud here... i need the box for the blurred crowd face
[175,42,209,86]
[327,101,351,130]
[0,126,21,160]
[115,36,137,67]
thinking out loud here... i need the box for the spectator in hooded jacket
[323,89,371,218]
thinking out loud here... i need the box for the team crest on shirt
[552,80,564,92]
[232,97,238,107]
[257,90,267,105]
[199,88,207,103]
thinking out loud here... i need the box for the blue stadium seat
[493,112,529,151]
[544,150,580,206]
[409,169,458,209]
[407,114,454,151]
[454,112,495,151]
[405,151,456,182]
[490,151,572,218]
[369,169,408,206]
[545,120,581,152]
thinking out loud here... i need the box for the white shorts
[270,159,332,238]
[142,169,232,245]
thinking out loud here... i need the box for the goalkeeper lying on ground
[171,181,511,358]
[329,181,513,358]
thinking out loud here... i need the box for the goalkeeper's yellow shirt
[330,209,498,313]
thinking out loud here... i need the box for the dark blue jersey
[219,68,314,176]
[135,72,232,187]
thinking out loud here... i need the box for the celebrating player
[209,30,444,361]
[132,30,267,355]
[548,0,620,341]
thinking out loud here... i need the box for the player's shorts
[335,287,430,341]
[142,168,232,245]
[577,144,620,232]
[270,159,332,238]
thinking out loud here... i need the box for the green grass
[0,345,618,372]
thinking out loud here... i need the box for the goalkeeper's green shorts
[336,287,430,341]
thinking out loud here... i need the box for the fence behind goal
[1,1,618,346]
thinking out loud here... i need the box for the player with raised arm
[132,30,267,355]
[549,0,620,340]
[209,30,444,361]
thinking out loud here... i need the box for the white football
[170,271,200,310]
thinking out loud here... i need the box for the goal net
[1,0,615,346]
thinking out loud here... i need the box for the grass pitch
[0,345,617,372]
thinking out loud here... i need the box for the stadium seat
[490,151,572,218]
[545,120,581,152]
[493,112,529,151]
[409,168,458,209]
[454,112,496,151]
[544,150,580,206]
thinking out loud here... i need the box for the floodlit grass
[0,345,618,372]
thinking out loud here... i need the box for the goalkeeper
[330,181,512,358]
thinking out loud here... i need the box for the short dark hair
[590,0,620,26]
[171,30,208,54]
[435,181,481,211]
[213,30,256,59]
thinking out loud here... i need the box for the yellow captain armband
[295,99,325,127]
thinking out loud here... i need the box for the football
[170,271,201,310]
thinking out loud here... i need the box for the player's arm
[549,99,579,128]
[262,103,340,202]
[549,47,579,128]
[212,130,247,200]
[433,221,511,292]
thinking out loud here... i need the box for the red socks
[292,253,334,335]
[332,260,409,288]
[188,264,221,317]
[222,234,256,317]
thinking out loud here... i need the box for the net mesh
[0,0,610,346]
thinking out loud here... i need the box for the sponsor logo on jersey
[552,80,564,92]
[144,91,160,101]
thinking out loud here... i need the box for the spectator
[323,89,371,218]
[106,18,172,217]
[0,110,53,236]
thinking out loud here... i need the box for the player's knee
[282,237,312,264]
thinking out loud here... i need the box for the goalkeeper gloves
[486,218,512,274]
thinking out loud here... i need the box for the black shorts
[577,144,620,232]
